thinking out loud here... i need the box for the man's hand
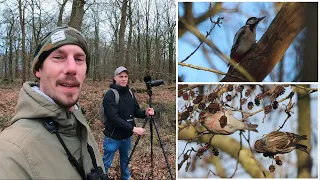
[133,127,146,136]
[145,108,155,116]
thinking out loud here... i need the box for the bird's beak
[258,16,266,22]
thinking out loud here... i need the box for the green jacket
[0,81,104,179]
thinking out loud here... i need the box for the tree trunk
[68,0,85,30]
[297,85,313,177]
[145,0,151,76]
[301,3,318,82]
[8,16,14,82]
[118,0,127,65]
[57,0,68,26]
[18,0,26,83]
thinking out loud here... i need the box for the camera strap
[43,119,87,180]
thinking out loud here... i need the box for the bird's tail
[296,144,309,155]
[245,124,259,133]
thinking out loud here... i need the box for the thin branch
[179,62,247,81]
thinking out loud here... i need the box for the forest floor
[0,79,176,180]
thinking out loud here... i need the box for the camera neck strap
[43,118,98,180]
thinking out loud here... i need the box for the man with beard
[0,26,105,179]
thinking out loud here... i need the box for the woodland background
[178,84,318,178]
[0,0,176,83]
[178,2,318,82]
[0,0,176,179]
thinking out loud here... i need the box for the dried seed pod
[187,106,193,112]
[256,93,264,100]
[180,111,189,120]
[269,165,275,172]
[212,147,219,156]
[226,94,232,101]
[254,98,260,106]
[207,92,217,102]
[207,102,220,113]
[272,101,279,109]
[196,94,204,102]
[182,92,189,100]
[249,85,256,90]
[198,103,206,110]
[240,98,247,105]
[264,105,272,114]
[247,102,254,110]
[276,159,283,166]
[236,85,244,92]
[274,85,285,97]
[219,115,227,128]
[192,99,199,104]
[227,85,234,91]
[245,89,251,97]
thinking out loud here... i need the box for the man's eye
[54,56,62,59]
[76,58,85,61]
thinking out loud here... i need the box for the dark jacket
[103,83,146,139]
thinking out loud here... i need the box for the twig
[179,62,247,81]
[292,85,318,93]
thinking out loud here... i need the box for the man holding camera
[102,66,154,180]
[0,27,105,179]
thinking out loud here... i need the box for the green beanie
[32,26,89,77]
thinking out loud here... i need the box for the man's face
[114,71,128,87]
[35,45,87,110]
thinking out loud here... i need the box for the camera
[144,76,164,90]
[87,166,108,180]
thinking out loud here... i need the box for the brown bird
[254,131,309,157]
[199,110,258,135]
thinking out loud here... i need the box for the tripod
[126,88,174,180]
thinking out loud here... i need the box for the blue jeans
[103,136,131,180]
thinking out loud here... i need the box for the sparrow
[199,109,258,135]
[254,131,309,156]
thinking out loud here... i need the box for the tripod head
[144,76,164,107]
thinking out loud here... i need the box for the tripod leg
[126,117,149,168]
[151,117,174,180]
[150,116,154,179]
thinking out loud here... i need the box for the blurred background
[177,84,318,178]
[178,2,318,82]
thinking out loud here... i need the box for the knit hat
[32,26,89,77]
[114,66,128,75]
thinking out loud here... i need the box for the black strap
[44,119,86,180]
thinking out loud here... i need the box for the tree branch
[178,125,273,178]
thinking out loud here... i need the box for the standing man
[0,26,105,179]
[103,66,154,180]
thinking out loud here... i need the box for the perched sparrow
[199,109,258,135]
[254,131,309,156]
